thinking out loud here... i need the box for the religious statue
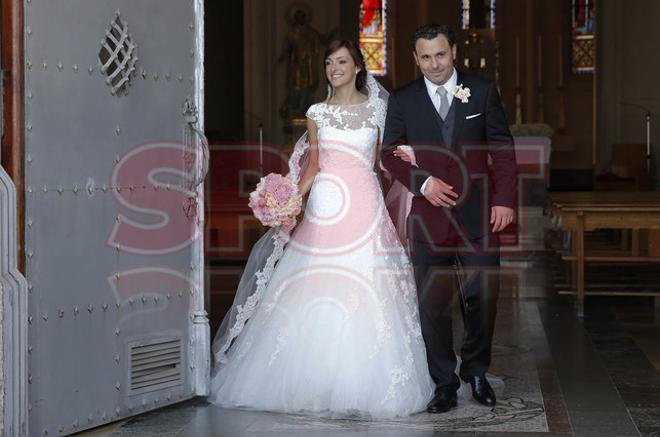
[279,3,336,120]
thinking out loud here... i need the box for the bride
[209,40,434,419]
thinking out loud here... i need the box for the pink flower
[273,184,292,203]
[248,172,301,228]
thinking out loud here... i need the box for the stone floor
[75,251,660,437]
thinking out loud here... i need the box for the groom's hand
[490,206,515,232]
[422,176,458,207]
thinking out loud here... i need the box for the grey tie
[436,87,450,120]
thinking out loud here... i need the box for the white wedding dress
[209,97,434,419]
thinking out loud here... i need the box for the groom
[381,24,517,413]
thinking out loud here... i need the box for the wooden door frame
[1,0,24,273]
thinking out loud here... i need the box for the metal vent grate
[129,338,182,395]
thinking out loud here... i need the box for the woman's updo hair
[324,39,367,91]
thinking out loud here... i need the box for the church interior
[1,0,659,436]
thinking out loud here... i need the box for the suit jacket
[381,71,517,246]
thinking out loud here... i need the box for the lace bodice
[306,100,386,171]
[306,97,386,131]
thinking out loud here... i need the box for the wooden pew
[545,192,660,316]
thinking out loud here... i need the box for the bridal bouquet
[248,173,302,228]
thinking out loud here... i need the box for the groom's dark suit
[381,70,517,390]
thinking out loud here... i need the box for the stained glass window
[571,0,595,73]
[359,0,387,76]
[461,0,496,30]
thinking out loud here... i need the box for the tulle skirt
[209,168,435,419]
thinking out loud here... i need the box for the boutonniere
[452,84,471,103]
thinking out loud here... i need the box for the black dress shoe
[460,373,496,406]
[426,387,458,413]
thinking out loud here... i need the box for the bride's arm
[297,117,320,196]
[376,127,415,172]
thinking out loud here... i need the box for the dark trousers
[410,232,500,390]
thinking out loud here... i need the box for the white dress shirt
[419,68,457,196]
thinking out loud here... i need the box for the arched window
[359,0,387,76]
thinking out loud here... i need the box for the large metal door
[24,1,208,435]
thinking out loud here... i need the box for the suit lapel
[416,77,445,133]
[451,70,469,147]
